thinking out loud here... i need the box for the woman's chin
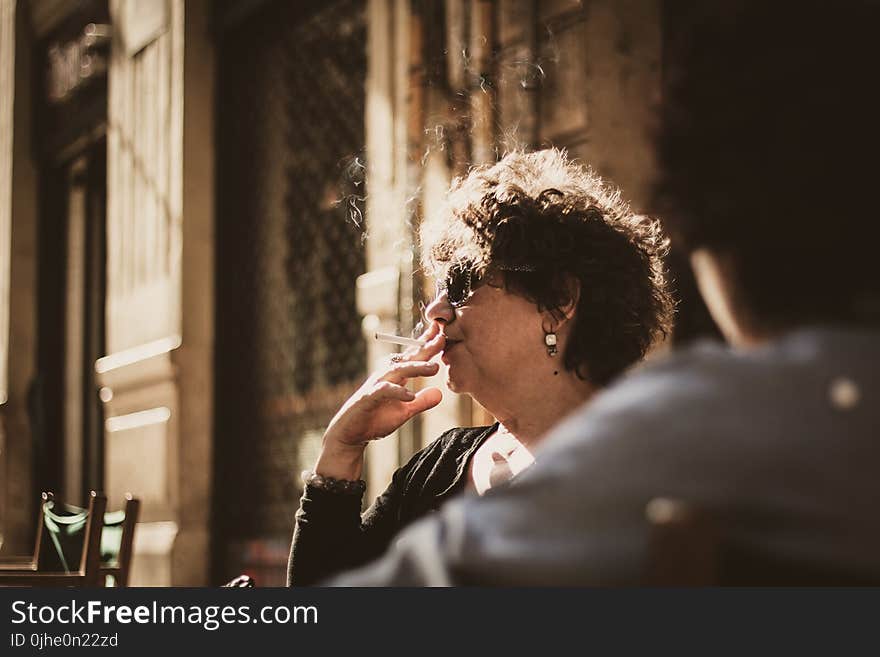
[444,371,467,394]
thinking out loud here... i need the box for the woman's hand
[314,323,445,480]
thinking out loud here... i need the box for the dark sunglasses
[438,262,483,308]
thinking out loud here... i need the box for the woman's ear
[559,276,581,322]
[544,276,580,328]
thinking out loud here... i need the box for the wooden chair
[0,492,48,573]
[96,494,140,586]
[0,491,140,587]
[0,491,107,587]
[644,497,880,586]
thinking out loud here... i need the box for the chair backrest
[0,491,106,587]
[28,492,50,567]
[644,497,880,586]
[102,494,140,587]
[39,492,140,587]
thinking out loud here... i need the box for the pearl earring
[544,330,557,357]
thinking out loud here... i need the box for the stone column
[578,0,661,208]
[361,1,479,492]
[359,0,410,501]
[0,0,16,552]
[100,0,213,585]
[0,0,39,555]
[0,0,14,414]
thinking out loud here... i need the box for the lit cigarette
[374,332,426,347]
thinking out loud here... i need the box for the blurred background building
[0,0,715,585]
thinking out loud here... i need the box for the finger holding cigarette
[315,325,445,471]
[375,323,445,363]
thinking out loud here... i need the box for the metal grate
[214,0,367,583]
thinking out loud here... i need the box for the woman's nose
[425,291,455,324]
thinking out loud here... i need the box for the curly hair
[420,149,673,386]
[654,0,880,328]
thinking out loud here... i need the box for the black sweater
[288,424,496,586]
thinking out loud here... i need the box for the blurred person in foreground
[287,148,672,585]
[325,0,880,585]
